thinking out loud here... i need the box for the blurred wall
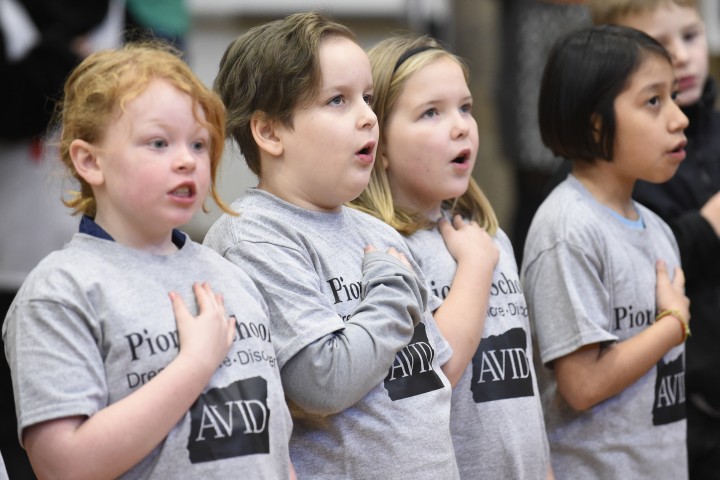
[182,0,512,240]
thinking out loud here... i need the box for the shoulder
[493,227,520,264]
[342,206,402,236]
[12,236,107,306]
[192,241,259,281]
[493,227,513,250]
[528,180,603,245]
[186,241,268,311]
[340,206,411,251]
[30,234,111,271]
[204,192,300,252]
[523,180,613,272]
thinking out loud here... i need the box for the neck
[93,213,178,255]
[256,180,342,213]
[572,161,638,219]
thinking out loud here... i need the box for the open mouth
[670,140,687,154]
[171,184,196,198]
[355,141,376,164]
[451,150,470,164]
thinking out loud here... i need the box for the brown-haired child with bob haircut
[590,1,720,476]
[522,24,690,479]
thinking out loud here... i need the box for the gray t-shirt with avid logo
[3,231,293,479]
[521,175,687,479]
[406,223,550,479]
[204,189,458,479]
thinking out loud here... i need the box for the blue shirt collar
[79,215,186,248]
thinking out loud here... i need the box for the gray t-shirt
[204,189,458,479]
[0,452,7,480]
[406,224,549,479]
[521,175,687,479]
[3,233,293,479]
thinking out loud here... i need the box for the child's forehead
[113,79,203,125]
[310,41,369,98]
[318,35,367,64]
[317,36,370,77]
[594,0,699,23]
[616,2,702,32]
[117,78,174,109]
[624,54,675,92]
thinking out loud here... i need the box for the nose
[358,100,378,130]
[669,101,689,132]
[175,145,197,171]
[451,111,471,139]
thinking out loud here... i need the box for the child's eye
[648,96,661,107]
[422,108,439,119]
[151,139,168,148]
[683,31,698,43]
[191,140,207,152]
[460,103,473,114]
[363,94,374,105]
[328,95,345,106]
[671,91,680,102]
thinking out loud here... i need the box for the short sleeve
[5,297,107,443]
[224,241,345,368]
[523,241,618,366]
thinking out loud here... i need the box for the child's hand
[364,245,412,270]
[169,282,235,375]
[655,260,690,324]
[439,215,499,271]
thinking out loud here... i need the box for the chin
[647,171,678,184]
[446,184,470,199]
[677,90,701,108]
[345,183,370,201]
[343,192,364,205]
[169,213,196,228]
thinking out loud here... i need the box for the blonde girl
[352,34,551,479]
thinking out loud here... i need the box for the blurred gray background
[183,0,511,239]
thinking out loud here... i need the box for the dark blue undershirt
[79,215,186,248]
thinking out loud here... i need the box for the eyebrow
[639,82,665,93]
[319,80,374,94]
[417,93,473,106]
[637,77,678,96]
[653,21,703,43]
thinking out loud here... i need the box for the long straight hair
[351,34,498,236]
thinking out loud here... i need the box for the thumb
[452,214,465,229]
[438,217,452,237]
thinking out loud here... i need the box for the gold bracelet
[655,309,690,344]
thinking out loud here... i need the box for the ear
[250,112,284,157]
[69,139,104,186]
[381,150,390,170]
